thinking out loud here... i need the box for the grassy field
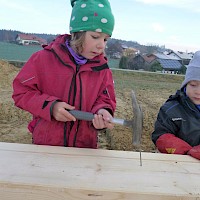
[108,70,184,151]
[0,42,120,68]
[112,69,183,91]
[0,59,185,152]
[108,58,120,68]
[0,42,42,62]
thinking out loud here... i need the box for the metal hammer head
[131,90,143,146]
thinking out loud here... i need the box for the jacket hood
[43,34,107,68]
[43,34,70,50]
[167,89,199,113]
[166,90,183,102]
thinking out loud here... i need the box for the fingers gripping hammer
[67,90,143,164]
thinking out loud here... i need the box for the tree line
[0,29,163,55]
[0,29,57,44]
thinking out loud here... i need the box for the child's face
[186,80,200,105]
[80,31,110,59]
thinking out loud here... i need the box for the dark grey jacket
[152,90,200,147]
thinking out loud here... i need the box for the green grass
[0,40,183,93]
[0,42,120,68]
[0,42,185,93]
[108,58,120,68]
[0,42,42,62]
[112,69,184,93]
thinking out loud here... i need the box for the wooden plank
[0,142,199,200]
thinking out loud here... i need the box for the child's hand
[187,145,200,160]
[52,102,76,122]
[92,109,114,130]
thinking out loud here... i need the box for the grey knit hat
[181,50,200,88]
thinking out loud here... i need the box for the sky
[0,0,200,53]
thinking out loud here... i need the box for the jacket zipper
[50,48,81,147]
[73,64,81,146]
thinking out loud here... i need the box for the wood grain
[0,142,199,200]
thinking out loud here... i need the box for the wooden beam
[0,142,199,200]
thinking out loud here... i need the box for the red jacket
[12,34,116,148]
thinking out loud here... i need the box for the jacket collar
[170,90,200,115]
[43,34,108,72]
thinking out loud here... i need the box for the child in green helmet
[12,0,116,148]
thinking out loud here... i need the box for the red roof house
[15,34,47,45]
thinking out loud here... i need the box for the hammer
[67,90,143,163]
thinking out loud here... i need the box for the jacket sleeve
[151,104,179,144]
[156,133,192,154]
[91,69,116,116]
[12,52,59,121]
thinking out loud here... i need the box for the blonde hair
[70,32,86,55]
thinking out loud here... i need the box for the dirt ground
[0,60,182,152]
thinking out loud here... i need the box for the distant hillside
[0,29,165,54]
[0,29,57,44]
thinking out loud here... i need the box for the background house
[128,52,183,73]
[166,51,194,66]
[15,34,47,45]
[127,54,155,70]
[122,45,140,57]
[153,53,182,74]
